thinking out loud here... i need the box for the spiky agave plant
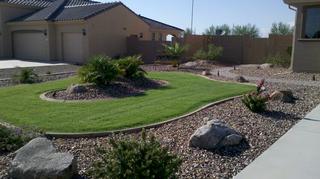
[163,43,188,68]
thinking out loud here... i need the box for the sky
[102,0,296,37]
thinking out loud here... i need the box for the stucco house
[284,0,320,72]
[0,0,183,64]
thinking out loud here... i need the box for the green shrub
[0,126,28,153]
[78,55,120,86]
[163,43,188,67]
[265,53,291,68]
[89,131,182,179]
[193,44,223,61]
[242,92,268,113]
[15,68,39,84]
[117,56,146,79]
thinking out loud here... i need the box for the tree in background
[270,22,294,35]
[184,28,193,36]
[232,24,260,38]
[203,24,231,36]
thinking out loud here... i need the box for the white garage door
[62,33,83,64]
[13,31,47,61]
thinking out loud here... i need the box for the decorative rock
[181,61,198,68]
[269,90,296,103]
[189,120,243,150]
[202,70,211,76]
[66,84,87,94]
[9,137,77,179]
[260,63,274,69]
[234,76,248,83]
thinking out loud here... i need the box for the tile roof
[140,16,184,32]
[11,1,120,22]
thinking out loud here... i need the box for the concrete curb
[45,95,244,139]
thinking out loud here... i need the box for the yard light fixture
[43,29,47,36]
[82,29,86,36]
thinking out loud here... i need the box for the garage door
[62,33,83,63]
[13,31,47,61]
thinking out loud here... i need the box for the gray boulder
[9,137,77,179]
[66,84,87,94]
[181,61,198,68]
[189,120,243,150]
[269,90,296,103]
[260,63,274,69]
[234,76,248,83]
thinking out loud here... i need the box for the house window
[303,6,320,39]
[152,33,156,41]
[159,33,163,41]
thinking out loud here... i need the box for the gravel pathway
[1,64,320,179]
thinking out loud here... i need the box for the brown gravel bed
[45,78,166,101]
[233,66,320,82]
[1,65,319,179]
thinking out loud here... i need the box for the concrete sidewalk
[0,59,67,69]
[234,105,320,179]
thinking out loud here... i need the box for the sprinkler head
[312,75,316,81]
[217,70,220,77]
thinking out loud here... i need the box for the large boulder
[181,61,198,68]
[260,63,274,69]
[270,90,296,103]
[189,120,243,151]
[234,76,248,83]
[66,84,87,94]
[9,137,77,179]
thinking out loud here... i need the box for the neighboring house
[283,0,320,72]
[0,0,183,63]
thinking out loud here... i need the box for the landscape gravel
[1,64,319,179]
[233,66,320,82]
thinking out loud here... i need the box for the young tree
[270,22,294,35]
[232,24,260,38]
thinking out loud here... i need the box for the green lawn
[0,72,253,133]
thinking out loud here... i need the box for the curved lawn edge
[45,94,244,139]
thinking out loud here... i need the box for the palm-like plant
[232,24,260,38]
[163,43,188,67]
[270,22,294,35]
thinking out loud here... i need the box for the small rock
[234,76,248,83]
[66,84,87,94]
[202,70,211,76]
[189,120,243,150]
[9,137,77,179]
[260,63,274,69]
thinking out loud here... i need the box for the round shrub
[14,68,39,84]
[0,126,27,153]
[117,56,146,79]
[89,131,182,179]
[78,55,120,86]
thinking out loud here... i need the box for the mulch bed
[1,64,320,179]
[45,78,167,101]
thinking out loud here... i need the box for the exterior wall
[87,5,150,59]
[290,5,320,72]
[0,3,36,58]
[6,22,50,60]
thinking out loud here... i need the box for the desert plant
[203,24,231,36]
[242,93,268,113]
[163,43,188,67]
[0,126,27,153]
[78,55,120,86]
[15,68,39,84]
[265,53,291,68]
[193,44,223,61]
[116,56,146,79]
[89,130,182,179]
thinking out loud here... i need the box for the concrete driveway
[0,59,68,69]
